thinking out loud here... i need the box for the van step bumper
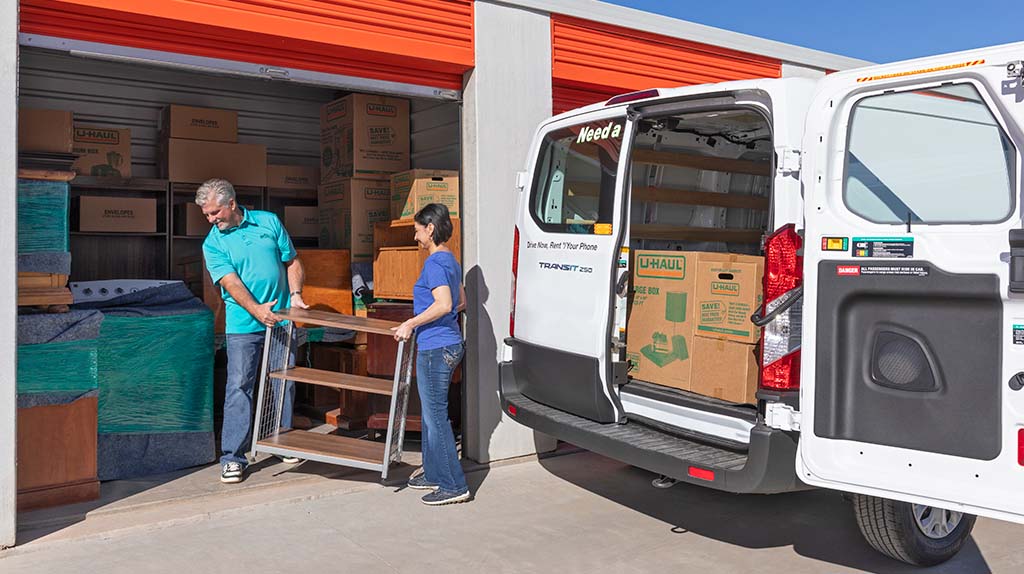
[500,364,804,494]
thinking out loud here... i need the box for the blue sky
[603,0,1022,63]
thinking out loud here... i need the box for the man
[198,178,309,484]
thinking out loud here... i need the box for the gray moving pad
[18,251,72,275]
[18,389,98,409]
[98,432,217,481]
[17,309,103,345]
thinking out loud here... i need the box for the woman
[392,203,469,506]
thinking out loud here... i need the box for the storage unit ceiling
[19,0,475,91]
[551,15,783,114]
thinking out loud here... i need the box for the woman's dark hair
[414,203,453,245]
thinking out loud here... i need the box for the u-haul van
[500,43,1024,566]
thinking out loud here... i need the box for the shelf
[70,176,168,192]
[17,169,76,182]
[378,246,419,252]
[172,235,206,240]
[277,308,401,335]
[256,429,386,465]
[72,231,166,237]
[567,182,770,210]
[632,225,763,244]
[269,367,393,396]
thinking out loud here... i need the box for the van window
[843,83,1016,224]
[530,119,624,234]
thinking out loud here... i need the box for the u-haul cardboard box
[72,126,132,178]
[390,169,460,220]
[690,336,759,404]
[320,94,409,183]
[318,178,391,262]
[694,254,764,344]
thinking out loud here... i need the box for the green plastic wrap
[17,179,69,254]
[97,312,214,435]
[17,339,99,394]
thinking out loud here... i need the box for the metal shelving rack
[250,308,414,479]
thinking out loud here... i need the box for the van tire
[851,494,975,567]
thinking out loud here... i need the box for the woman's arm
[392,285,453,341]
[456,283,467,314]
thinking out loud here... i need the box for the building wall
[1,0,18,550]
[462,1,557,463]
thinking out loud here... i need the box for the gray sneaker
[421,488,471,506]
[407,474,439,491]
[220,462,244,484]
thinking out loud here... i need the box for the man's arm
[219,272,282,327]
[284,257,309,310]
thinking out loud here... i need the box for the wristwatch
[290,290,302,296]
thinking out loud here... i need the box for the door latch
[1010,372,1024,391]
[776,147,801,177]
[1008,229,1024,293]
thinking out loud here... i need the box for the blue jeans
[222,332,295,466]
[417,342,467,493]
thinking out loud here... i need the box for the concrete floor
[2,448,1023,574]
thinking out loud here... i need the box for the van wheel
[851,494,975,567]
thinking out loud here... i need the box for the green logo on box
[636,255,686,280]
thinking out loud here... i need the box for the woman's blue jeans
[417,342,467,493]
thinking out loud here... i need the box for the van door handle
[1008,229,1024,293]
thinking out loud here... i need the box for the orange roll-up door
[20,0,474,91]
[552,15,781,114]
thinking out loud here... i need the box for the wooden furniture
[311,344,369,429]
[251,308,413,479]
[17,272,73,308]
[17,395,100,511]
[372,218,461,300]
[295,249,353,317]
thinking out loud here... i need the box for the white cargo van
[500,42,1024,566]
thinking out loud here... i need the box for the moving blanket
[73,282,216,480]
[16,309,103,408]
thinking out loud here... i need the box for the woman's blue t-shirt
[413,250,463,350]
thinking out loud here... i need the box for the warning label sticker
[836,264,930,277]
[1014,325,1024,345]
[852,237,914,258]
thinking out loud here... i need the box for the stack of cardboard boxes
[627,250,764,404]
[268,164,320,239]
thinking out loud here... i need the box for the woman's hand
[392,320,415,342]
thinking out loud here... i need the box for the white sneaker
[278,455,302,464]
[220,462,244,483]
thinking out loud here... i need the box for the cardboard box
[320,94,409,182]
[284,206,320,238]
[161,105,237,143]
[318,178,391,261]
[390,169,460,220]
[690,336,759,404]
[174,203,210,237]
[626,250,698,391]
[268,164,319,190]
[78,196,156,233]
[72,126,132,178]
[694,254,765,344]
[19,109,73,153]
[162,138,267,187]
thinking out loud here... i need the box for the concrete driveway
[1,449,1021,573]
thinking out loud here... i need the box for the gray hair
[195,178,236,206]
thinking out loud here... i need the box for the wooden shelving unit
[251,308,414,479]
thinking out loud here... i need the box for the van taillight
[759,224,803,391]
[510,226,519,338]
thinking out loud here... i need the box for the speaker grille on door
[870,332,939,392]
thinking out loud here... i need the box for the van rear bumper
[499,359,805,494]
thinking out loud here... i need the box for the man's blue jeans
[417,342,467,494]
[221,332,295,466]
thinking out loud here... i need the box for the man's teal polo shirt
[202,208,297,334]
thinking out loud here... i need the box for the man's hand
[291,292,310,310]
[255,299,283,327]
[392,320,414,342]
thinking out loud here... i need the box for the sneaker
[421,488,471,506]
[407,473,439,491]
[220,462,244,484]
[278,455,302,464]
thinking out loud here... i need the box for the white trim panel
[619,390,755,445]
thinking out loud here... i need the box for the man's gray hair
[195,178,236,206]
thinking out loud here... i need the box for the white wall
[1,0,18,550]
[462,1,557,462]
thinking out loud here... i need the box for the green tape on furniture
[97,313,214,434]
[17,179,69,254]
[17,339,98,394]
